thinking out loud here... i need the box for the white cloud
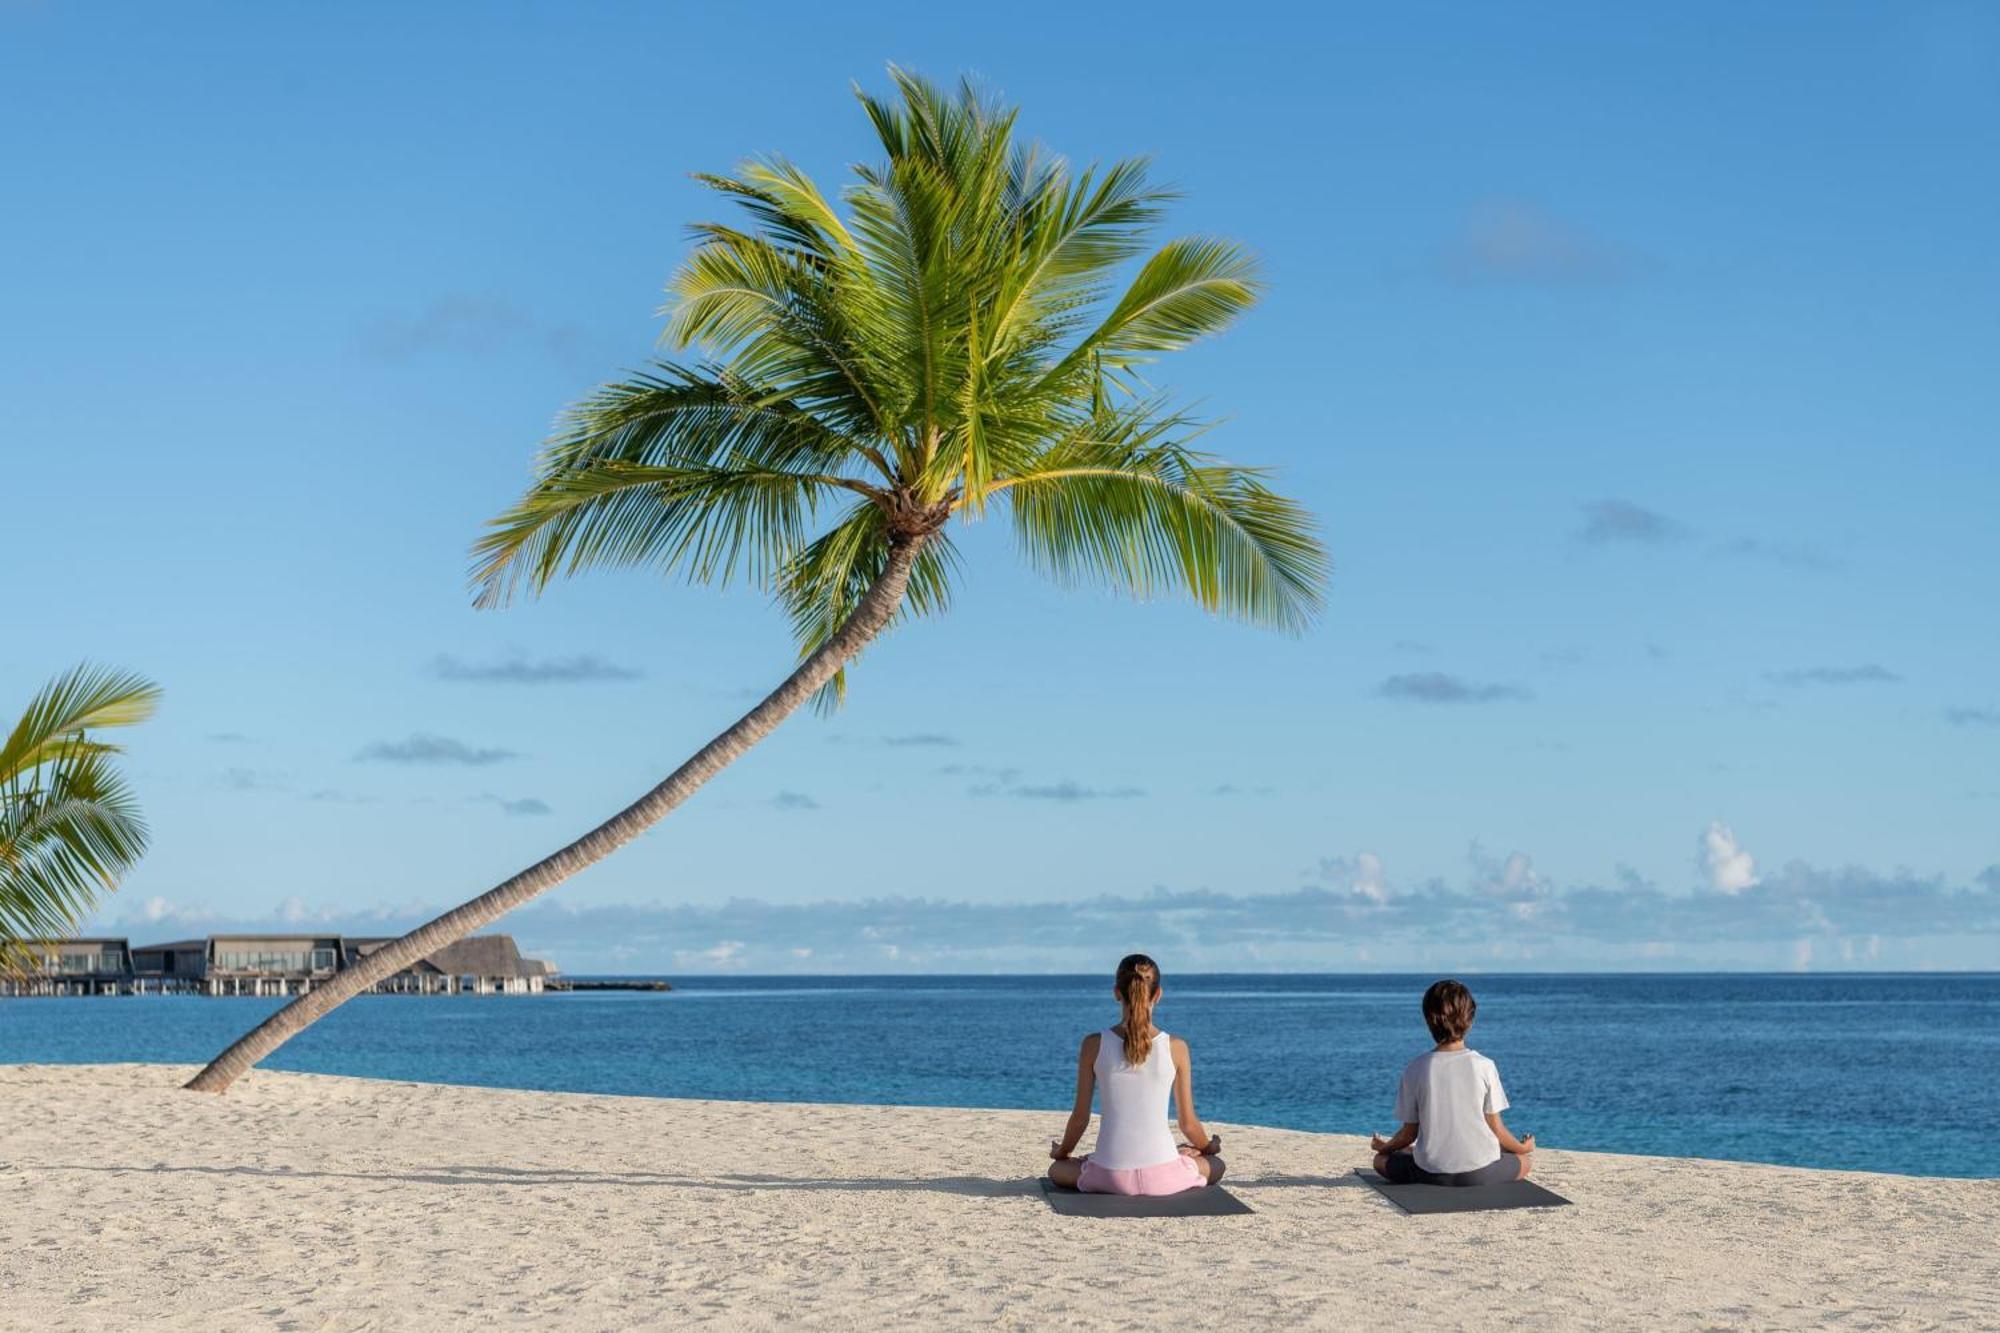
[1353,852,1386,902]
[1700,821,1760,894]
[112,896,217,930]
[1468,844,1548,901]
[1497,852,1540,895]
[1312,851,1388,902]
[675,939,746,969]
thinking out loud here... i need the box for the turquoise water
[4,973,1994,1178]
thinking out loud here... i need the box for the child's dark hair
[1422,978,1477,1043]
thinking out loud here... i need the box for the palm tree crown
[474,68,1326,691]
[1,664,159,968]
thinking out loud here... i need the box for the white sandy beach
[3,1064,1994,1330]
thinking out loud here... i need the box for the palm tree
[1,665,160,973]
[185,68,1327,1093]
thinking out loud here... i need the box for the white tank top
[1091,1027,1179,1170]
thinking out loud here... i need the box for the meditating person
[1371,978,1536,1185]
[1047,953,1225,1194]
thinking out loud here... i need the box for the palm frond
[1044,236,1262,389]
[0,667,156,966]
[472,368,888,606]
[985,156,1173,354]
[671,236,902,448]
[689,157,858,260]
[996,403,1326,632]
[475,459,852,607]
[0,664,160,785]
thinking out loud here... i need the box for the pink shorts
[1077,1153,1207,1196]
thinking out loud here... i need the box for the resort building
[129,939,211,995]
[204,934,345,997]
[2,934,555,997]
[0,938,133,996]
[344,935,554,995]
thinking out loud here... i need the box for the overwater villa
[2,938,135,996]
[1,933,555,997]
[344,936,556,996]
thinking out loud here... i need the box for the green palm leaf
[0,664,159,970]
[996,401,1326,631]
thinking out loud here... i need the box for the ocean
[4,972,1994,1178]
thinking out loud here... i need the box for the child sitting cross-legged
[1370,978,1536,1186]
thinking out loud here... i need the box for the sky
[4,2,1997,973]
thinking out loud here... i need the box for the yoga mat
[1037,1178,1254,1218]
[1358,1169,1570,1215]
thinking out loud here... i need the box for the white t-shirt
[1394,1048,1508,1174]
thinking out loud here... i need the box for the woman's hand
[1049,1139,1071,1161]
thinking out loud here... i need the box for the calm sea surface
[4,973,1994,1178]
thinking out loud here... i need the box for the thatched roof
[422,935,534,978]
[344,934,546,979]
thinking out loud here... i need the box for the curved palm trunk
[185,536,928,1093]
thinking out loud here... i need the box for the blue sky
[5,2,1996,972]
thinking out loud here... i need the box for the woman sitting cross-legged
[1047,953,1225,1194]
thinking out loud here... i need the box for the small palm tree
[1,665,160,973]
[186,69,1327,1093]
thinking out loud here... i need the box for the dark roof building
[344,934,554,995]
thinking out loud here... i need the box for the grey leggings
[1379,1151,1520,1186]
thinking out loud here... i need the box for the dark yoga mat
[1038,1178,1254,1218]
[1358,1168,1570,1215]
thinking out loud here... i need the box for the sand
[2,1065,1994,1330]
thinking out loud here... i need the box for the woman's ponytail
[1114,953,1161,1066]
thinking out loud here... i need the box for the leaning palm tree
[1,664,160,973]
[186,68,1326,1093]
